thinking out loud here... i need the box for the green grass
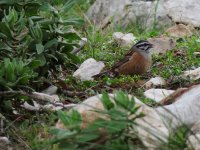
[63,19,200,104]
[151,35,200,83]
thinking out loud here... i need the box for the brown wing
[112,56,130,69]
[124,47,136,56]
[117,52,150,75]
[112,47,136,70]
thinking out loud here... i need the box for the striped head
[133,40,153,54]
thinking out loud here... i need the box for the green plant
[160,125,189,150]
[50,91,145,149]
[0,0,84,123]
[0,0,84,76]
[103,75,141,86]
[0,58,38,89]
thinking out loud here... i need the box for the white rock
[12,110,19,115]
[21,101,40,111]
[79,37,87,46]
[113,32,124,39]
[32,92,60,103]
[164,0,200,27]
[156,84,200,129]
[144,88,175,102]
[42,85,58,95]
[144,77,166,89]
[0,137,10,145]
[182,67,200,80]
[87,0,200,29]
[73,58,105,81]
[87,0,172,29]
[113,32,136,47]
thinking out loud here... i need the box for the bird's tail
[92,69,117,79]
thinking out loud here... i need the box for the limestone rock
[42,85,58,95]
[144,77,166,89]
[73,58,105,81]
[113,32,136,47]
[187,134,200,150]
[164,0,200,27]
[144,88,175,102]
[156,84,200,129]
[87,0,200,29]
[148,37,176,54]
[182,67,200,80]
[188,121,200,149]
[87,0,172,29]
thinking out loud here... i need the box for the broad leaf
[101,92,114,110]
[0,41,12,51]
[61,18,84,26]
[36,43,44,54]
[60,0,78,13]
[44,38,58,49]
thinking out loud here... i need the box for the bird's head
[133,40,153,54]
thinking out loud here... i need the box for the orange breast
[116,53,151,75]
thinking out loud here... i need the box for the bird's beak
[149,43,153,48]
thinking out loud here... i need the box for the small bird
[93,40,153,78]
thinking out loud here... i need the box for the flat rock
[165,24,193,38]
[42,85,58,95]
[148,37,176,54]
[144,88,175,102]
[73,58,105,81]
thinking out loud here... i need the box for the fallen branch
[63,90,85,97]
[0,90,76,110]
